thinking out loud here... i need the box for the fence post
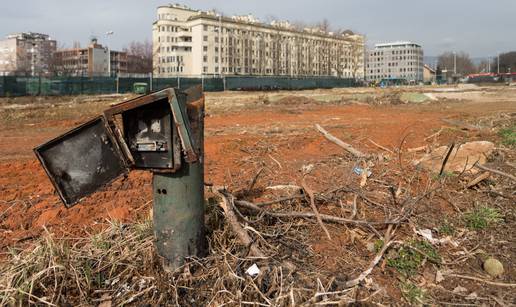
[116,75,119,94]
[149,72,153,91]
[223,75,226,91]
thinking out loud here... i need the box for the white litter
[245,264,260,277]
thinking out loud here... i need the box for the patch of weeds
[438,219,455,236]
[464,206,503,230]
[387,240,441,276]
[374,239,384,253]
[401,280,426,305]
[498,126,515,147]
[91,233,111,250]
[431,170,456,180]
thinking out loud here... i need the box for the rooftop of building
[5,32,53,41]
[374,41,421,48]
[156,4,362,42]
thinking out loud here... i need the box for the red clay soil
[0,103,454,251]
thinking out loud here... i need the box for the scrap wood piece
[474,163,516,182]
[315,124,368,159]
[301,179,332,240]
[217,191,266,258]
[466,171,490,188]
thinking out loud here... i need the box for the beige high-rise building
[153,4,365,78]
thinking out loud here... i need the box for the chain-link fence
[0,75,358,97]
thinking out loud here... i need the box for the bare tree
[437,51,475,75]
[349,38,364,79]
[124,40,153,74]
[490,51,516,74]
[316,19,331,33]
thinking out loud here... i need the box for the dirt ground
[1,85,515,305]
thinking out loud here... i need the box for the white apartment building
[153,4,365,78]
[0,32,57,76]
[366,42,424,83]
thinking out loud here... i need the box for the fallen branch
[474,163,516,182]
[234,199,399,226]
[315,124,367,159]
[407,145,428,153]
[343,225,394,288]
[218,191,266,258]
[301,179,332,240]
[424,127,443,141]
[442,273,516,287]
[368,139,394,154]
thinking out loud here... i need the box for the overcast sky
[0,0,514,57]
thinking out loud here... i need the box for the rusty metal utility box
[34,87,200,207]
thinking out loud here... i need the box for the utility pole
[106,31,114,77]
[497,53,500,74]
[453,51,457,75]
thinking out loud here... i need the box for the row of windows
[159,55,184,63]
[368,73,420,79]
[368,67,421,74]
[370,49,422,56]
[160,66,184,73]
[158,25,188,32]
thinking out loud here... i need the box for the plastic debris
[245,263,260,277]
[353,166,372,177]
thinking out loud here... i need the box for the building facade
[53,39,128,77]
[0,32,57,76]
[423,64,436,84]
[153,4,364,78]
[366,42,423,83]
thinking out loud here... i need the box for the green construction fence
[0,75,358,97]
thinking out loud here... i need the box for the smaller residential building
[423,64,436,84]
[0,32,57,76]
[53,38,128,77]
[366,41,424,83]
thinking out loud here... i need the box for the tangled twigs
[234,198,401,226]
[301,179,332,240]
[217,190,266,258]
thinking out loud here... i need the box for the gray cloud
[0,0,514,56]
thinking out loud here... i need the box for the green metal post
[153,161,205,270]
[152,91,206,270]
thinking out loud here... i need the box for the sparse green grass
[374,239,384,253]
[438,219,456,236]
[401,280,426,305]
[464,206,503,230]
[387,240,441,276]
[498,126,516,147]
[432,170,456,180]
